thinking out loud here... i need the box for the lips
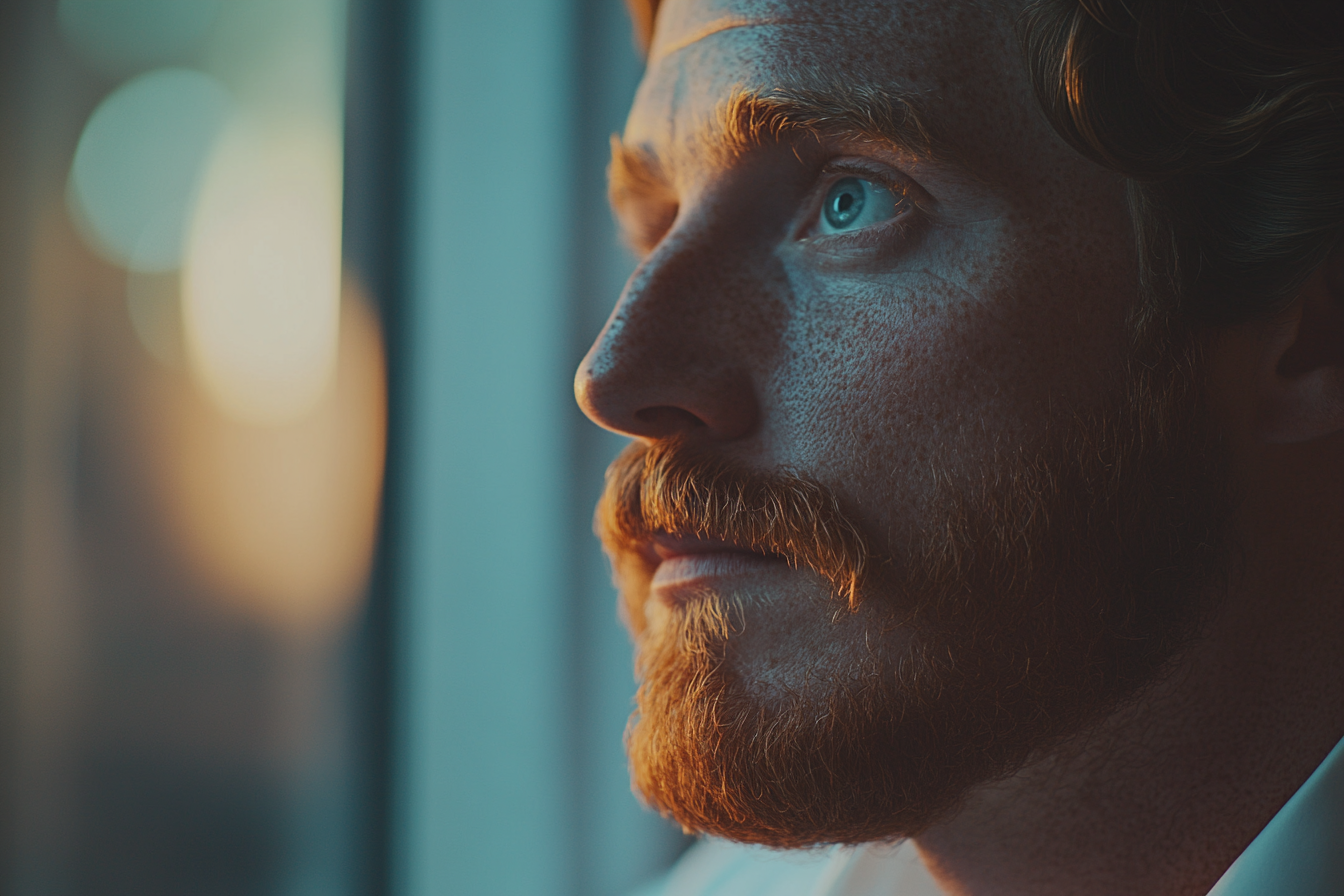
[645,533,784,606]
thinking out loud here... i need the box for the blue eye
[819,176,900,235]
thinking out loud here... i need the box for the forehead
[649,0,995,64]
[629,0,1045,178]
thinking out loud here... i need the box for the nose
[574,234,765,443]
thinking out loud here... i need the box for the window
[0,0,682,893]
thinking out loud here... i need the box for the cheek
[763,240,1133,525]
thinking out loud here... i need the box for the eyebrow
[609,81,938,226]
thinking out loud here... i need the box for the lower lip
[650,551,782,604]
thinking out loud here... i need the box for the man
[574,0,1344,893]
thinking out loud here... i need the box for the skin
[574,0,1344,892]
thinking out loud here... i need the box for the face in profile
[576,0,1234,847]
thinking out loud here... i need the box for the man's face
[576,0,1230,846]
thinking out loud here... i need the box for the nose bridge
[596,236,730,382]
[575,223,775,441]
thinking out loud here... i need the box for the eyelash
[798,162,920,244]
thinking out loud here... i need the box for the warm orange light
[154,281,385,635]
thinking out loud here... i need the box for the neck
[912,508,1344,896]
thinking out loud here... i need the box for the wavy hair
[1019,0,1344,325]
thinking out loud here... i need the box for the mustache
[596,439,870,609]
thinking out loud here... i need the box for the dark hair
[1019,0,1344,325]
[624,0,1344,325]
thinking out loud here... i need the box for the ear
[1256,247,1344,444]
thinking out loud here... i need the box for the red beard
[596,327,1233,847]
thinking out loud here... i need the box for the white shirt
[637,735,1344,896]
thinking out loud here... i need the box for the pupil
[824,177,866,229]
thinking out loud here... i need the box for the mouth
[645,533,786,607]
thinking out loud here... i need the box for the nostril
[634,406,707,435]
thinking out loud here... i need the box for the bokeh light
[156,284,385,635]
[181,119,344,424]
[67,67,230,272]
[10,0,383,890]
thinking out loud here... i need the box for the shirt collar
[1206,734,1344,896]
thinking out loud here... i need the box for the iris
[819,176,900,235]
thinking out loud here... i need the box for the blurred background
[0,0,686,893]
